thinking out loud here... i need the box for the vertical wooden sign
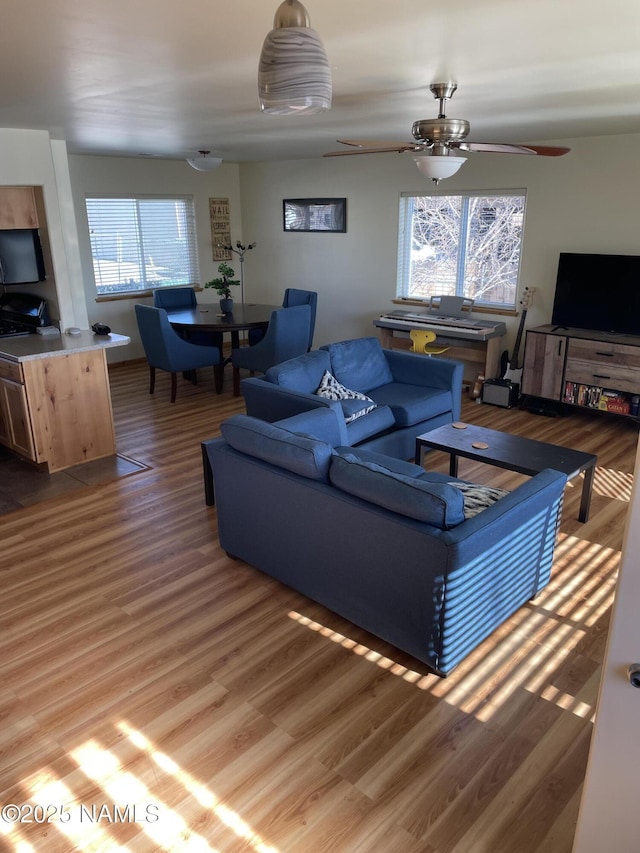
[209,197,232,260]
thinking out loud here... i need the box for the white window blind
[396,189,526,309]
[86,196,200,295]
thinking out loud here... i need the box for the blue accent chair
[135,304,223,402]
[231,304,312,396]
[248,288,317,349]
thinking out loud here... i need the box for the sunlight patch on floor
[118,722,280,853]
[0,776,121,851]
[540,684,595,721]
[287,527,618,725]
[592,467,634,502]
[4,728,281,853]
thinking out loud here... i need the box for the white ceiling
[2,0,640,163]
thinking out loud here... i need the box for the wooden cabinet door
[521,331,566,400]
[0,377,36,459]
[22,350,116,471]
[0,187,39,229]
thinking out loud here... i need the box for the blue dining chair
[135,304,223,402]
[153,286,198,311]
[232,304,312,396]
[154,286,223,350]
[248,288,317,350]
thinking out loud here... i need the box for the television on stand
[551,252,640,337]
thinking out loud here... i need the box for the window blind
[86,195,200,295]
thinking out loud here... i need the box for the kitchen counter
[0,331,131,472]
[0,331,130,362]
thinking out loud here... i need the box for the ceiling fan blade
[337,139,416,149]
[515,144,571,156]
[324,145,420,157]
[460,141,571,156]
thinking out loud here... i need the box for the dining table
[166,302,280,392]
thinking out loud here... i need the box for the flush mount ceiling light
[258,0,332,115]
[186,150,223,171]
[413,152,467,184]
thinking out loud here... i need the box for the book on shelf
[563,381,603,408]
[564,381,633,414]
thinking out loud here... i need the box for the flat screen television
[0,229,46,285]
[551,252,640,337]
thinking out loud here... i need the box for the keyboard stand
[375,321,505,386]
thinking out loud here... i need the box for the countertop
[0,331,131,362]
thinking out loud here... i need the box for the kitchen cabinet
[0,360,35,459]
[0,186,39,229]
[0,333,130,472]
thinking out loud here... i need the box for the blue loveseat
[241,336,464,460]
[203,408,566,676]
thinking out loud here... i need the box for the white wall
[68,155,243,361]
[238,133,640,351]
[64,132,640,360]
[572,435,640,851]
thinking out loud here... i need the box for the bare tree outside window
[397,191,526,308]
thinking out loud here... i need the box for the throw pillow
[448,481,510,518]
[316,370,377,424]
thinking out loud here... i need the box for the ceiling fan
[324,82,570,183]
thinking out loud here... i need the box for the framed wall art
[283,198,347,233]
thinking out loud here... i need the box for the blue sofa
[241,336,464,460]
[203,408,566,676]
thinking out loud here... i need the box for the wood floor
[0,361,637,852]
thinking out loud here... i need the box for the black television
[551,252,640,337]
[0,229,46,285]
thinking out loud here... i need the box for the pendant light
[413,152,467,184]
[258,0,332,115]
[186,150,223,172]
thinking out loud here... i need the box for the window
[396,190,526,309]
[86,196,200,296]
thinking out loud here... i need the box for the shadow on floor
[0,447,149,517]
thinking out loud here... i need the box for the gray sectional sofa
[203,408,566,676]
[240,336,464,461]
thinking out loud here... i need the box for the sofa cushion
[345,404,396,444]
[367,382,453,427]
[221,414,333,482]
[448,481,510,518]
[323,337,394,393]
[329,453,465,529]
[334,446,427,478]
[315,370,377,423]
[265,349,331,393]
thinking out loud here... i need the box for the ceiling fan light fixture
[258,0,332,115]
[187,150,223,172]
[413,153,467,184]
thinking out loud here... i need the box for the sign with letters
[209,197,232,260]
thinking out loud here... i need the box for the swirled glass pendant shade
[258,1,332,115]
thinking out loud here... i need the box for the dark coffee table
[415,422,597,522]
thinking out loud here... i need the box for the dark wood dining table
[166,302,279,392]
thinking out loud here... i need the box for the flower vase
[220,298,234,314]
